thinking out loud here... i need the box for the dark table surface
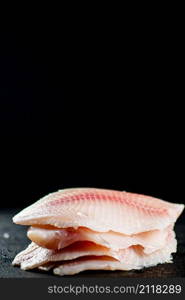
[0,209,185,278]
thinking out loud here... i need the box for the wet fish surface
[12,188,184,276]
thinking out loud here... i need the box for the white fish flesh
[12,188,184,275]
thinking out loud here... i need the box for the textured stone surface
[0,209,185,278]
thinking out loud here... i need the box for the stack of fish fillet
[12,188,184,276]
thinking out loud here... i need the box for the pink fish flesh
[12,188,184,275]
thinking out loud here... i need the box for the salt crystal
[3,233,10,239]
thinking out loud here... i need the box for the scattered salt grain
[3,233,10,239]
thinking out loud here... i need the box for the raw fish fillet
[13,231,176,275]
[13,188,184,234]
[12,188,184,275]
[53,239,176,276]
[12,241,119,270]
[27,225,171,254]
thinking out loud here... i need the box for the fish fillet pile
[12,188,184,276]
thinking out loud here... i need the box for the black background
[0,25,184,209]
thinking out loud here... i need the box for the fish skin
[12,188,184,235]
